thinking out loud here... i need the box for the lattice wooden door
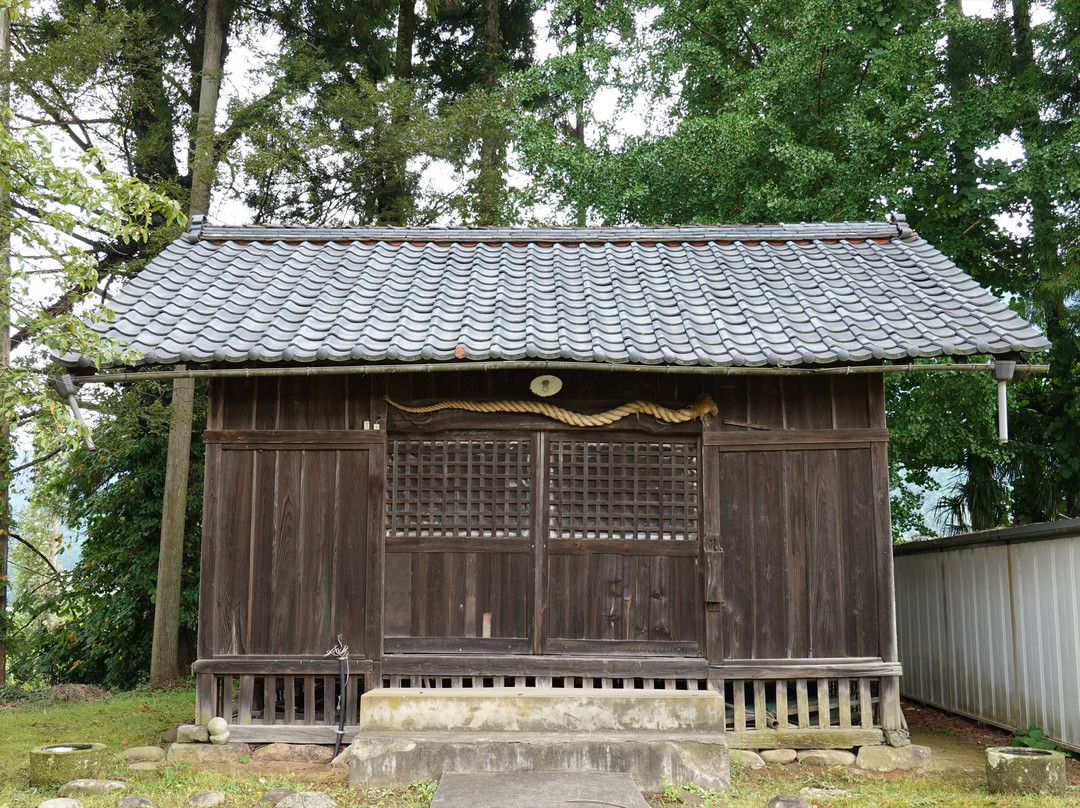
[543,435,702,655]
[383,430,702,656]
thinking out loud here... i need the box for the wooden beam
[378,655,709,678]
[206,429,386,447]
[194,656,375,675]
[711,660,901,678]
[704,428,889,450]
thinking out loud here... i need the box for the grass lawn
[1,686,1077,808]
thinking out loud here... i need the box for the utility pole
[149,0,222,684]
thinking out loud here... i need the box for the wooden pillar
[149,370,195,683]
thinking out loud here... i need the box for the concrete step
[345,730,729,792]
[359,688,726,733]
[431,771,649,808]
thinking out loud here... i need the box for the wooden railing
[193,656,904,747]
[380,674,710,690]
[193,657,374,728]
[712,661,904,738]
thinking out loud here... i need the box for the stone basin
[986,746,1066,795]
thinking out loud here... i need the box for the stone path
[430,771,649,808]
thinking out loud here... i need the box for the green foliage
[518,0,1080,532]
[10,382,207,690]
[0,115,184,444]
[1013,724,1061,751]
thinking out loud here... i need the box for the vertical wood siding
[895,525,1080,751]
[202,372,892,670]
[202,376,384,659]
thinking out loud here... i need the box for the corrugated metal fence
[894,519,1080,752]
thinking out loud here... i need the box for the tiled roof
[64,219,1050,368]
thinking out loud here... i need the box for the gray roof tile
[63,221,1050,368]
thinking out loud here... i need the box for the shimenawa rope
[385,393,718,427]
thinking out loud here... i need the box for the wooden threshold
[714,659,902,678]
[193,656,375,675]
[379,654,709,678]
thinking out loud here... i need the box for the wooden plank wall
[700,374,892,665]
[200,371,893,672]
[199,376,385,662]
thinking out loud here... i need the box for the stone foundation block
[346,731,728,793]
[167,742,251,764]
[796,749,855,767]
[856,744,931,772]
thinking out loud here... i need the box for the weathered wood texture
[198,671,367,727]
[201,371,892,677]
[697,375,890,664]
[201,377,385,663]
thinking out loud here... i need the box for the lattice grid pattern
[388,437,532,539]
[548,439,699,540]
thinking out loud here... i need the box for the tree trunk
[150,0,223,686]
[189,0,225,216]
[474,0,505,225]
[373,0,417,226]
[0,6,11,686]
[395,0,416,81]
[572,9,586,227]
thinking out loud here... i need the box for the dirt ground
[903,699,1080,785]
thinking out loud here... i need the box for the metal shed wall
[894,520,1080,751]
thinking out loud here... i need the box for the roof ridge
[195,222,902,244]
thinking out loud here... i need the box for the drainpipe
[49,374,95,450]
[992,360,1016,443]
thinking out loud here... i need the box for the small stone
[276,794,336,808]
[251,744,334,764]
[856,744,932,772]
[121,748,165,763]
[119,797,154,808]
[262,790,296,805]
[127,762,161,772]
[676,791,703,807]
[797,749,856,767]
[175,726,210,744]
[206,717,229,736]
[800,787,851,798]
[160,727,178,745]
[764,797,810,808]
[209,732,231,746]
[885,729,911,748]
[188,792,226,807]
[167,743,251,764]
[58,780,128,797]
[760,749,798,765]
[37,799,83,808]
[730,750,766,769]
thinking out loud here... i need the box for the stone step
[430,771,649,808]
[345,730,729,792]
[359,688,726,733]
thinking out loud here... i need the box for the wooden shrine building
[64,216,1048,752]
